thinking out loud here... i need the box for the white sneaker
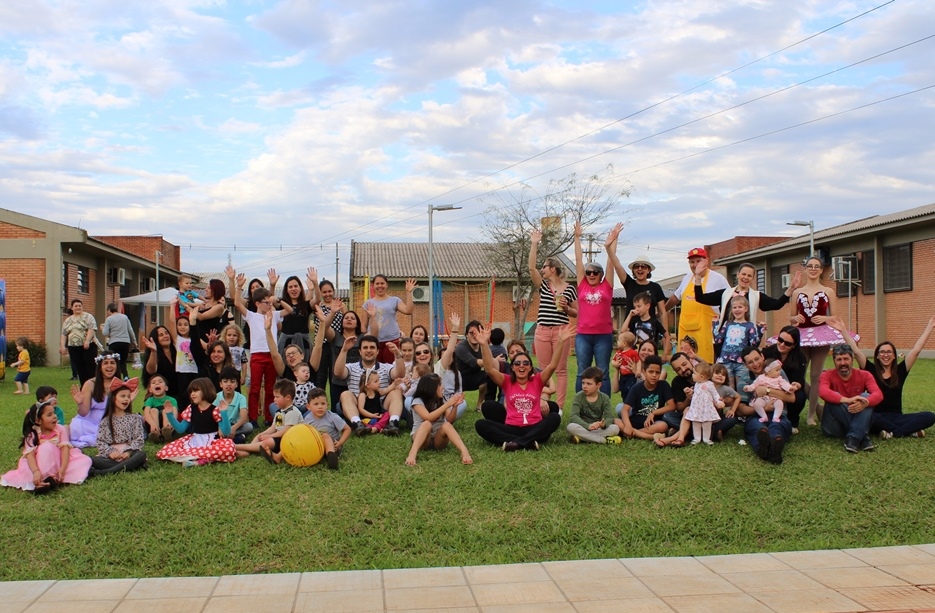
[880,430,894,440]
[791,428,800,435]
[738,439,747,446]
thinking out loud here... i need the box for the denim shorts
[14,371,30,383]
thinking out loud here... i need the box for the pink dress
[1,425,92,491]
[795,291,860,347]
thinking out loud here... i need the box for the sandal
[670,439,685,448]
[260,446,275,464]
[654,438,668,448]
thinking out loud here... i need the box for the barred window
[883,243,912,292]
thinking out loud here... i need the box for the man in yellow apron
[666,248,729,364]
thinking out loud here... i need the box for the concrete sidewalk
[3,544,935,612]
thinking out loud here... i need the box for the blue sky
[1,0,933,286]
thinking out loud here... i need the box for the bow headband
[109,377,139,394]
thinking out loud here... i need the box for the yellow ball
[280,424,325,467]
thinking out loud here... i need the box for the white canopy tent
[119,288,180,305]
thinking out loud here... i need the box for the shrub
[6,339,47,368]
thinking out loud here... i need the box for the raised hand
[225,265,236,279]
[142,336,157,351]
[306,267,318,286]
[365,302,377,318]
[574,220,582,238]
[405,278,417,293]
[531,229,542,244]
[236,273,246,290]
[558,324,576,343]
[449,312,461,330]
[604,222,623,246]
[207,329,219,344]
[342,336,357,352]
[331,298,346,313]
[267,268,279,288]
[70,384,83,404]
[474,325,491,345]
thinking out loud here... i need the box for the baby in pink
[744,359,791,423]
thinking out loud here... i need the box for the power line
[298,1,894,248]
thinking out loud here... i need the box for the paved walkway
[4,544,935,612]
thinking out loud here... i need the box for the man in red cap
[665,247,729,363]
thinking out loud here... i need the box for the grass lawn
[0,359,932,581]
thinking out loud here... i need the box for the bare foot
[461,453,473,465]
[405,455,417,466]
[13,391,22,394]
[758,417,768,423]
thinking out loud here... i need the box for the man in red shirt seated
[819,344,883,453]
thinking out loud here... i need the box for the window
[861,250,875,295]
[770,265,789,297]
[883,243,912,292]
[756,269,766,292]
[77,266,90,294]
[834,255,858,298]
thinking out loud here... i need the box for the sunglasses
[585,269,602,276]
[777,338,795,347]
[512,360,531,367]
[414,349,431,356]
[632,264,650,270]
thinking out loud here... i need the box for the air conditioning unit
[147,278,157,292]
[411,285,430,303]
[780,273,790,288]
[512,286,532,302]
[109,267,127,285]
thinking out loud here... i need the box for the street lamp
[428,204,461,347]
[787,220,815,257]
[155,250,163,326]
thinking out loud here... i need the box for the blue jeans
[822,403,873,440]
[744,415,793,452]
[575,333,614,396]
[871,411,935,438]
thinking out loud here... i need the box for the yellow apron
[678,273,719,363]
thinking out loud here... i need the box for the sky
[1,0,933,287]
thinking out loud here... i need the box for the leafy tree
[479,165,631,337]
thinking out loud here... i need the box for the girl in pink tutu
[157,377,237,465]
[2,399,91,492]
[792,256,858,425]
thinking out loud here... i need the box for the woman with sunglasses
[474,324,572,451]
[606,253,668,334]
[571,221,620,396]
[529,229,578,407]
[763,326,808,432]
[830,317,935,439]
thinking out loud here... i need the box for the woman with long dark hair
[763,326,808,431]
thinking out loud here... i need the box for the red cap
[687,247,708,259]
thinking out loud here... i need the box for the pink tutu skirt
[795,324,860,348]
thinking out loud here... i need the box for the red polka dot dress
[156,404,237,464]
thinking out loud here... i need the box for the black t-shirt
[670,374,693,406]
[623,277,666,318]
[279,301,311,335]
[624,380,674,416]
[864,359,907,414]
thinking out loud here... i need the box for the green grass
[0,360,933,581]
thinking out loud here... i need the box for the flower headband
[109,377,139,393]
[95,353,121,364]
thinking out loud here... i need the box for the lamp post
[428,204,461,347]
[787,220,815,257]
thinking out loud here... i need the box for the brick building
[713,202,935,355]
[0,208,184,366]
[349,241,574,341]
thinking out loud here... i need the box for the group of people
[3,231,933,492]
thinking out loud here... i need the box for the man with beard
[819,344,883,453]
[740,346,796,464]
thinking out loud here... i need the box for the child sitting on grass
[157,378,236,465]
[235,379,302,462]
[215,367,251,444]
[301,388,348,469]
[91,378,147,476]
[142,374,177,443]
[2,398,92,492]
[405,374,472,466]
[11,337,31,395]
[568,367,621,444]
[356,370,401,435]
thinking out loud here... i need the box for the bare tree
[479,165,631,337]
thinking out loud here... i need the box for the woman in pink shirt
[474,325,573,451]
[572,222,621,396]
